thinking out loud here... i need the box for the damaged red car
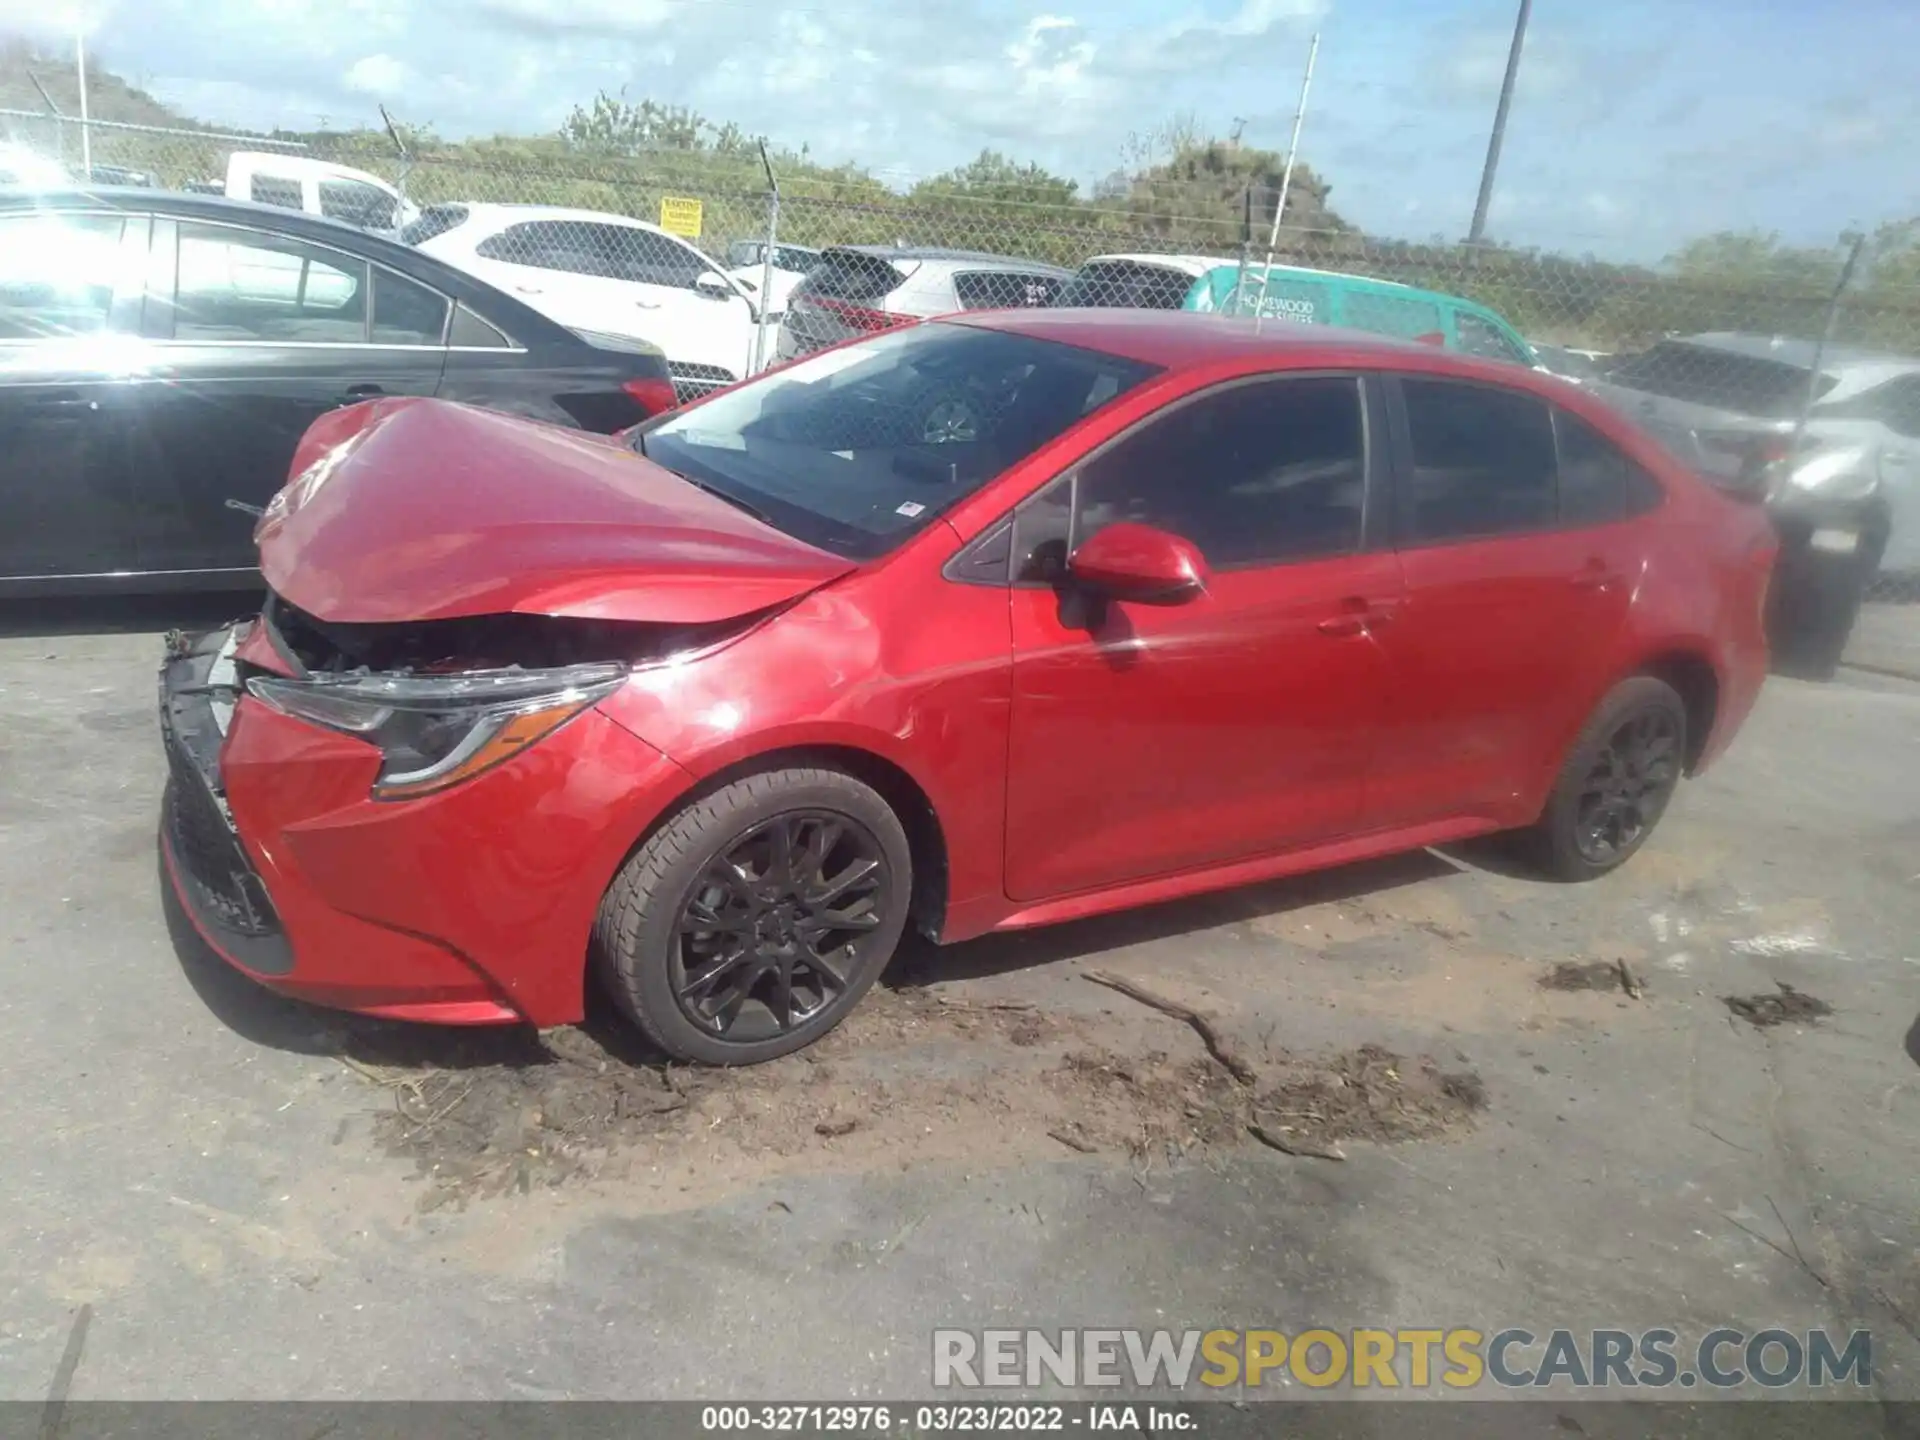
[159,311,1775,1063]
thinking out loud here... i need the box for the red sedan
[158,311,1776,1063]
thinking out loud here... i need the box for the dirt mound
[1724,982,1833,1029]
[333,984,1485,1211]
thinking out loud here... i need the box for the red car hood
[256,397,853,624]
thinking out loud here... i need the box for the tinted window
[370,268,449,344]
[448,303,514,348]
[637,324,1158,560]
[319,179,399,230]
[584,223,711,288]
[1013,475,1075,583]
[172,223,368,343]
[249,176,303,210]
[1455,312,1529,365]
[1059,261,1194,310]
[799,250,909,302]
[1400,378,1556,542]
[478,221,606,276]
[954,271,1062,310]
[1073,377,1367,569]
[399,205,470,246]
[1609,341,1832,417]
[1555,410,1663,526]
[1342,289,1444,341]
[0,213,126,340]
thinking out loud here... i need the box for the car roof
[0,185,588,346]
[829,244,1070,274]
[949,306,1521,373]
[1674,332,1912,374]
[427,201,683,234]
[1078,254,1223,277]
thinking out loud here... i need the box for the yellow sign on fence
[659,196,703,239]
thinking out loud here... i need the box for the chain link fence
[6,107,1920,614]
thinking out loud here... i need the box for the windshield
[637,323,1160,559]
[1058,261,1197,310]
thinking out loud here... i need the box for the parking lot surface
[1,599,1917,1404]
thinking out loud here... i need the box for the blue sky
[6,0,1915,262]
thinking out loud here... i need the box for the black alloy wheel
[1572,708,1681,866]
[670,811,890,1042]
[594,767,913,1065]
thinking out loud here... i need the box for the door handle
[1572,558,1623,589]
[32,390,94,410]
[335,384,386,407]
[634,299,662,309]
[513,284,543,295]
[1317,596,1393,637]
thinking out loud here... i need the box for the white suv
[405,203,771,400]
[776,247,1071,361]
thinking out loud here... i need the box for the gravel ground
[1,596,1916,1405]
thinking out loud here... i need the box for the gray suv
[776,247,1071,360]
[1592,333,1920,676]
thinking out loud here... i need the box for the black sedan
[0,187,677,595]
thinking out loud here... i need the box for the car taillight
[810,296,908,332]
[622,376,677,417]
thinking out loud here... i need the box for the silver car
[776,247,1072,360]
[1592,332,1920,673]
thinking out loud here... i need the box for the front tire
[1529,677,1687,881]
[593,768,912,1065]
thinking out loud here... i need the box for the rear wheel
[1529,677,1687,881]
[593,768,912,1065]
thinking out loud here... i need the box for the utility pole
[1249,30,1319,319]
[1466,0,1531,246]
[75,31,92,180]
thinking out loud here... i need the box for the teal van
[1184,262,1540,369]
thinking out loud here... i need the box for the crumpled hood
[256,398,853,624]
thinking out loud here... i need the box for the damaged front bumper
[159,626,294,976]
[156,608,699,1029]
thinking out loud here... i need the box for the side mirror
[1066,522,1209,605]
[694,272,734,301]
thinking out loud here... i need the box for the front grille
[163,738,281,939]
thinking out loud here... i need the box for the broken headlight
[246,663,628,801]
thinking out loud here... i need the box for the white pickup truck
[190,152,418,234]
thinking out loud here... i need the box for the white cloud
[343,53,412,97]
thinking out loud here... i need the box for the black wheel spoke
[677,951,753,1005]
[815,903,881,932]
[810,856,880,906]
[765,818,798,888]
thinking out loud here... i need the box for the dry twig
[1082,970,1257,1084]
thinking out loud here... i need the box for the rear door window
[171,222,369,343]
[0,212,128,339]
[319,179,400,230]
[477,221,607,276]
[370,268,450,344]
[1398,377,1558,543]
[1340,289,1445,342]
[249,175,304,210]
[1059,260,1194,309]
[953,271,1062,310]
[1554,410,1664,526]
